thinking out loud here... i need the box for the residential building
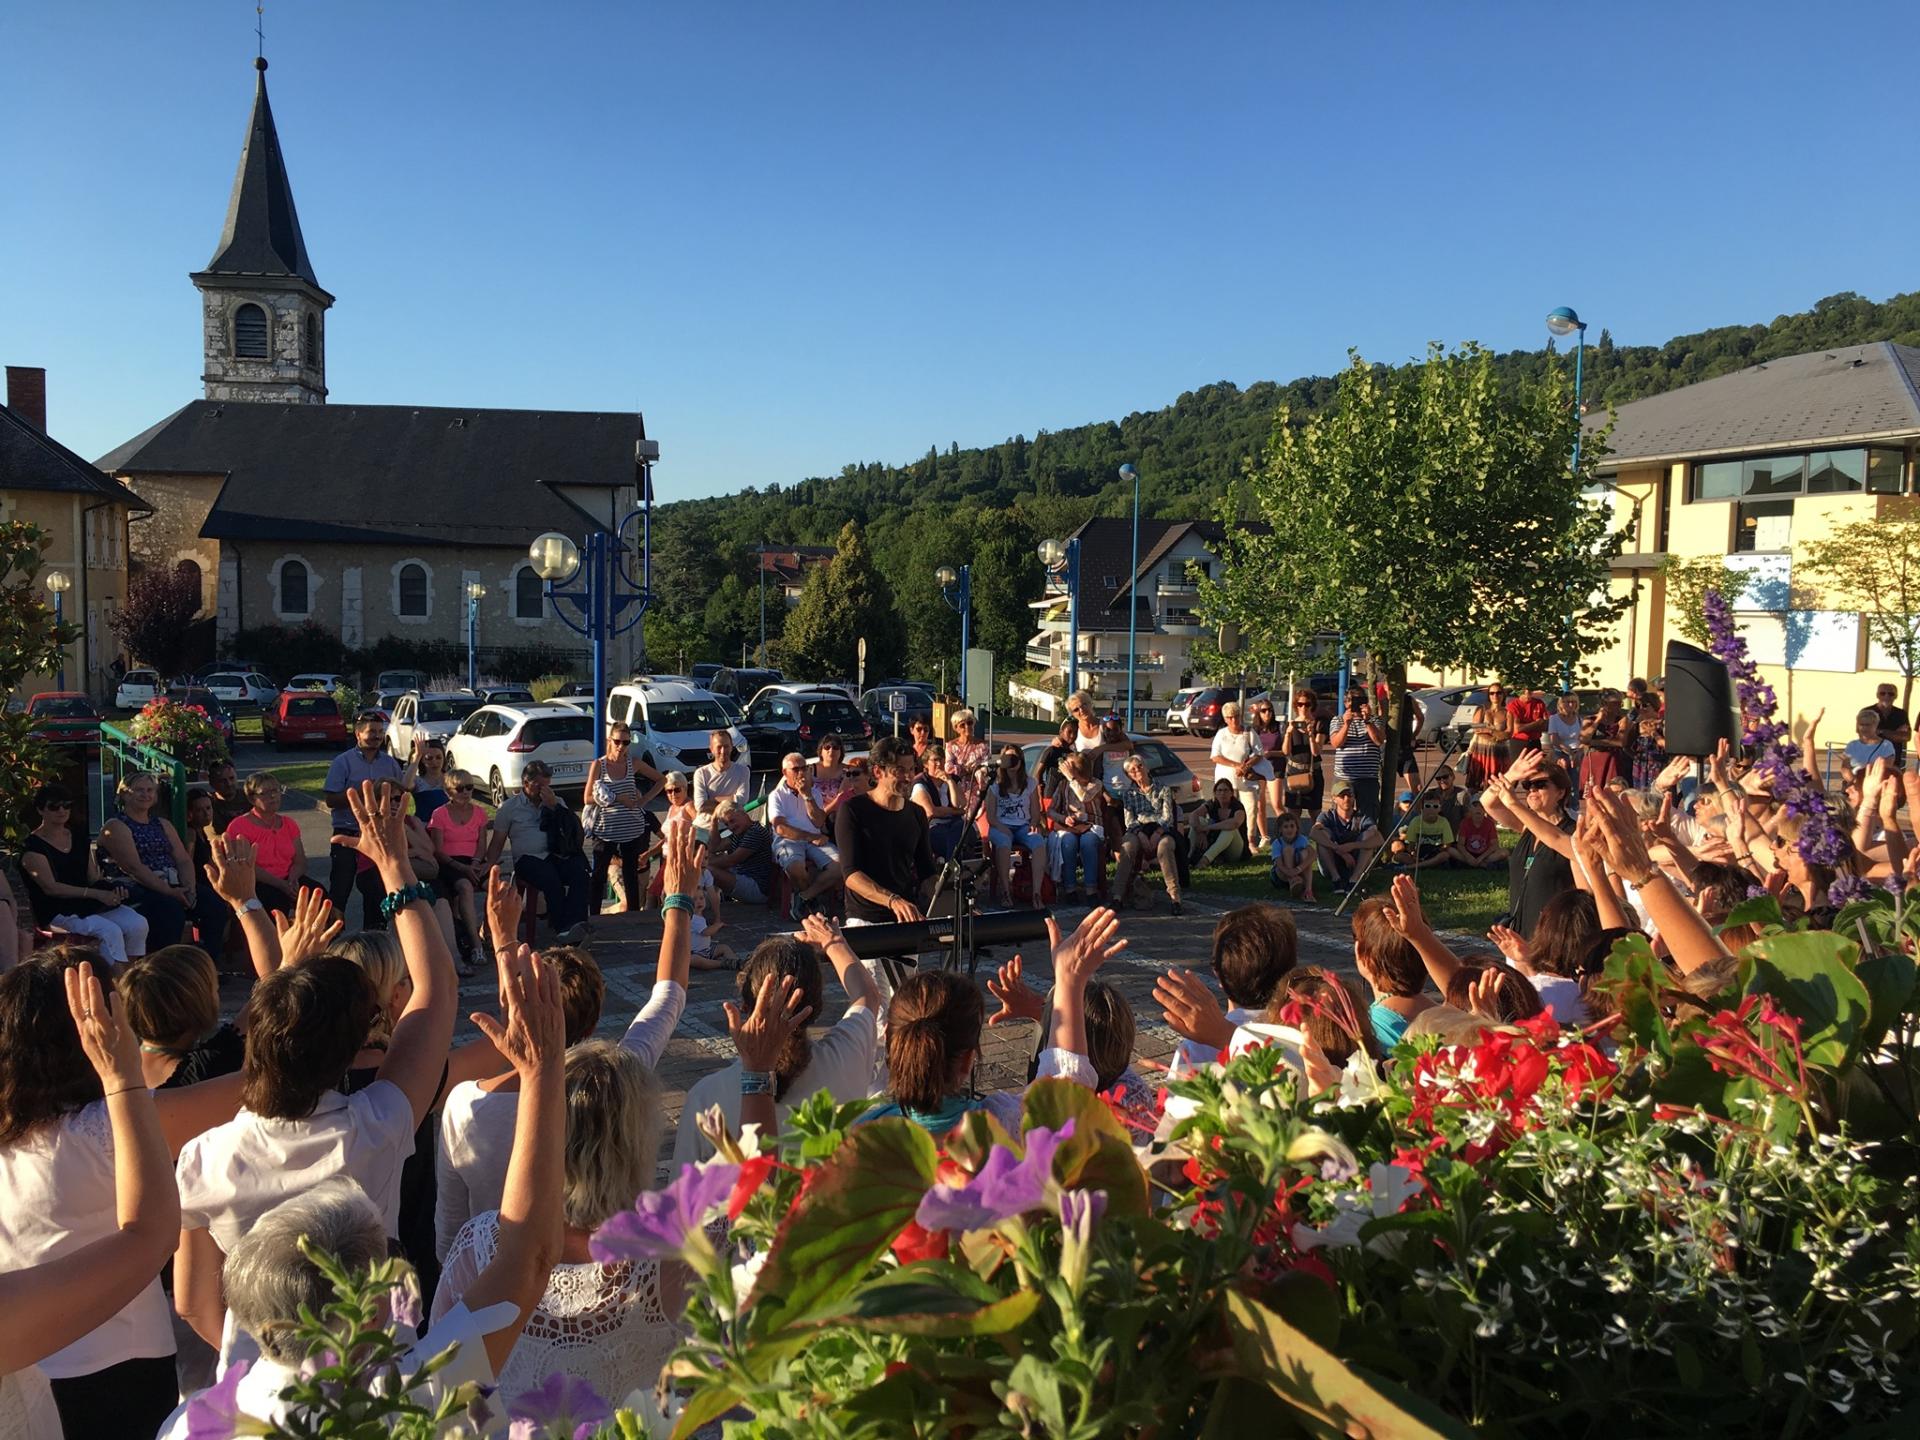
[1022,517,1228,723]
[1,366,148,700]
[1585,340,1920,733]
[758,545,835,605]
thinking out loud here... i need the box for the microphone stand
[923,764,994,977]
[1334,723,1474,917]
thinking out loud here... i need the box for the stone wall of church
[226,540,637,680]
[125,472,223,618]
[198,287,326,404]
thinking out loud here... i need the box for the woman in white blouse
[670,913,882,1171]
[1210,701,1274,851]
[0,951,239,1437]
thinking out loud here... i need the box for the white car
[744,682,853,712]
[1162,686,1208,732]
[447,701,599,805]
[114,669,163,710]
[289,672,348,693]
[603,682,751,776]
[388,690,483,764]
[1415,685,1490,744]
[202,670,278,708]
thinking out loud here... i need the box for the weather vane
[256,3,265,61]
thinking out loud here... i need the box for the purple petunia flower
[507,1372,613,1440]
[387,1276,422,1331]
[916,1122,1076,1233]
[184,1359,252,1440]
[1829,873,1870,907]
[591,1161,740,1263]
[1058,1187,1107,1241]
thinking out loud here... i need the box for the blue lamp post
[1548,306,1590,689]
[44,570,70,690]
[937,564,971,700]
[1038,537,1080,699]
[1120,462,1141,731]
[464,582,486,691]
[530,467,655,760]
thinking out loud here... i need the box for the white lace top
[433,1211,683,1406]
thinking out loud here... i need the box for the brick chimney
[5,366,47,431]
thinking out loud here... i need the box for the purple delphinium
[506,1372,613,1440]
[1704,589,1851,872]
[916,1122,1076,1233]
[591,1161,739,1263]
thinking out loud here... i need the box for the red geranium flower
[726,1155,781,1221]
[890,1218,949,1264]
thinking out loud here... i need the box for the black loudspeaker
[1663,640,1740,757]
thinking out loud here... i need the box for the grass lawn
[260,761,332,803]
[1184,854,1510,937]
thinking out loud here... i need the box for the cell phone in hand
[694,824,712,846]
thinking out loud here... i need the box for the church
[97,57,649,677]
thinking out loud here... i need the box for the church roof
[0,400,148,508]
[95,400,646,548]
[195,59,326,295]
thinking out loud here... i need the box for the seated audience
[911,741,965,861]
[692,729,750,812]
[18,783,149,963]
[117,946,245,1090]
[1350,896,1435,1050]
[1191,778,1249,869]
[1390,793,1455,870]
[97,772,194,950]
[985,746,1041,906]
[428,768,492,971]
[1048,752,1107,901]
[1310,781,1381,889]
[769,752,843,919]
[707,798,776,907]
[1113,751,1185,915]
[1268,810,1317,901]
[223,771,313,914]
[481,762,591,943]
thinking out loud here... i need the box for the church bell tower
[191,57,332,404]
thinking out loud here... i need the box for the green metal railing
[95,723,189,835]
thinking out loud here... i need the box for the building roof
[1060,517,1183,632]
[1596,341,1920,468]
[0,401,149,509]
[95,400,644,548]
[193,59,326,296]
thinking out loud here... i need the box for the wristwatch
[238,897,265,915]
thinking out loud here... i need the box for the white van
[603,682,752,775]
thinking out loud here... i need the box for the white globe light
[935,565,958,588]
[1038,538,1065,567]
[43,570,71,594]
[529,532,579,581]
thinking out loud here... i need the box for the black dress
[1508,816,1576,939]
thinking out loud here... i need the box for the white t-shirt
[991,781,1037,829]
[1529,973,1587,1024]
[0,1101,175,1379]
[1211,727,1273,783]
[670,1005,879,1172]
[156,1300,508,1439]
[1170,1005,1259,1074]
[1547,714,1582,755]
[177,1082,417,1253]
[769,783,823,838]
[437,981,684,1259]
[693,760,751,812]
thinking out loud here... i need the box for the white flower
[1333,1050,1389,1108]
[1291,1163,1420,1252]
[619,1383,687,1438]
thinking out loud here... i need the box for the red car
[262,689,350,750]
[27,692,102,753]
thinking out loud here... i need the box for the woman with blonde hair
[945,708,990,818]
[97,773,194,949]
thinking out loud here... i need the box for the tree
[642,607,705,676]
[1199,344,1627,822]
[1798,506,1920,710]
[1659,555,1754,647]
[781,521,904,680]
[0,523,82,844]
[112,565,203,678]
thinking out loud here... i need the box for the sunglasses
[450,785,474,795]
[1520,779,1556,792]
[609,736,629,745]
[41,801,71,812]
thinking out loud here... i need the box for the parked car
[549,680,595,699]
[203,670,278,709]
[447,702,597,805]
[603,683,752,775]
[1019,734,1202,817]
[114,669,163,711]
[27,692,102,752]
[375,669,430,695]
[858,684,935,733]
[262,689,350,750]
[471,685,537,707]
[1162,686,1209,732]
[709,667,784,703]
[737,691,871,772]
[288,672,347,693]
[746,682,854,711]
[689,662,722,688]
[165,686,237,750]
[1414,685,1489,744]
[709,692,745,727]
[388,691,483,763]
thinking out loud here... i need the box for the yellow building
[1,367,149,701]
[1587,341,1920,743]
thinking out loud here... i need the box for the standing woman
[1579,691,1629,793]
[1464,684,1513,792]
[693,729,750,813]
[1281,690,1324,819]
[97,773,194,950]
[1629,692,1667,791]
[18,785,148,963]
[1250,698,1285,846]
[946,708,991,819]
[586,721,660,917]
[1212,703,1273,848]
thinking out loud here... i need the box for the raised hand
[1585,785,1659,884]
[986,954,1047,1026]
[470,943,565,1080]
[1049,905,1126,991]
[798,912,845,953]
[1488,923,1526,964]
[1385,873,1431,939]
[724,971,813,1074]
[486,867,523,952]
[1466,968,1508,1020]
[206,833,260,909]
[1502,747,1544,786]
[1654,755,1693,792]
[660,821,705,902]
[65,963,141,1093]
[1153,967,1233,1051]
[272,886,343,966]
[342,780,413,886]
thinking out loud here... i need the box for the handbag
[1285,727,1316,791]
[581,802,604,839]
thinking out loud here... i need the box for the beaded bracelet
[661,892,694,915]
[740,1070,776,1097]
[380,881,439,922]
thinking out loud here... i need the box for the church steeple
[191,57,332,404]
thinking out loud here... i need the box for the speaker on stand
[1662,639,1740,758]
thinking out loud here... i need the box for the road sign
[888,691,908,711]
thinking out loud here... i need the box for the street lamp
[44,570,71,690]
[1548,306,1591,689]
[1038,536,1080,699]
[465,582,487,691]
[937,564,971,701]
[1119,462,1141,731]
[530,454,656,759]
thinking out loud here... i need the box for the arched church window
[234,304,269,359]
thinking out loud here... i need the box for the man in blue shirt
[1311,781,1383,888]
[323,708,405,927]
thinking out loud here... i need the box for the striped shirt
[1334,722,1383,780]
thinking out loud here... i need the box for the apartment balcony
[1160,607,1202,636]
[1025,644,1056,669]
[1157,580,1201,598]
[1082,657,1166,673]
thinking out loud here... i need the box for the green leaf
[1020,1077,1151,1218]
[671,1381,744,1440]
[830,1279,1042,1337]
[1853,950,1919,1053]
[1223,1290,1472,1439]
[1741,929,1871,1068]
[748,1118,936,1336]
[1722,894,1786,932]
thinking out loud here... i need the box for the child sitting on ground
[1448,793,1503,869]
[1350,896,1435,1051]
[1390,795,1455,870]
[1268,811,1317,902]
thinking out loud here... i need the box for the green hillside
[646,288,1920,685]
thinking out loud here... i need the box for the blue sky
[5,1,1916,502]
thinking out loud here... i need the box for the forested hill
[646,288,1920,681]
